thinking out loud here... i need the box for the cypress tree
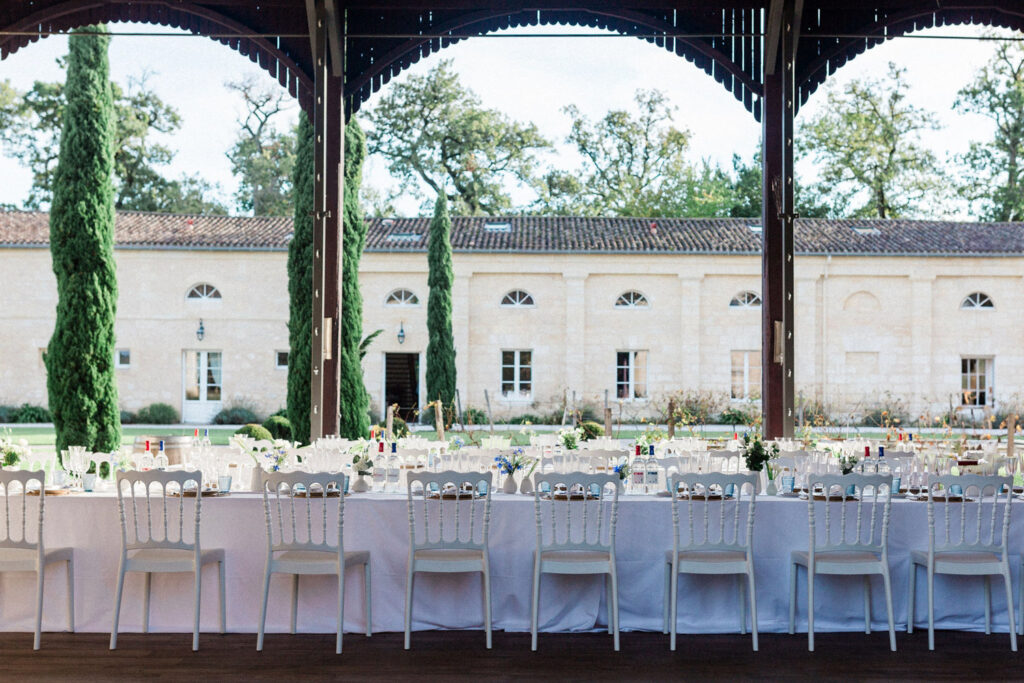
[425,193,456,412]
[45,25,120,453]
[286,114,314,444]
[338,120,371,438]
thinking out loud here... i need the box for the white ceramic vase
[351,473,370,493]
[502,474,518,494]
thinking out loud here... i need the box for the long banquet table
[1,492,1021,637]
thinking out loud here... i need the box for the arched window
[615,291,648,308]
[961,292,993,310]
[729,291,761,308]
[385,288,419,306]
[186,283,221,300]
[501,290,535,307]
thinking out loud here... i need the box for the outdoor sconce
[397,321,405,345]
[196,319,205,342]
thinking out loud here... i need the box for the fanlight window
[186,283,221,300]
[501,290,535,307]
[615,291,648,308]
[730,291,762,308]
[961,292,993,310]
[385,289,419,306]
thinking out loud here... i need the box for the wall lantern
[397,321,405,345]
[196,319,205,342]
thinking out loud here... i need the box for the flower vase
[519,474,534,495]
[250,467,263,492]
[502,473,518,494]
[765,477,777,496]
[351,473,370,493]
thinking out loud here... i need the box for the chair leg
[483,564,492,650]
[256,566,271,652]
[336,568,344,655]
[927,566,935,651]
[218,560,226,635]
[404,568,414,650]
[907,562,917,634]
[1002,568,1018,652]
[609,566,620,652]
[788,562,797,635]
[530,563,541,652]
[364,562,372,637]
[662,561,670,635]
[33,563,44,650]
[984,576,992,635]
[670,562,679,651]
[882,568,896,652]
[605,575,613,635]
[739,574,747,635]
[747,568,759,652]
[807,567,815,652]
[66,557,75,634]
[110,560,126,650]
[863,575,872,634]
[1019,561,1023,637]
[142,572,152,634]
[192,567,202,652]
[290,574,299,635]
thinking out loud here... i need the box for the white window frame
[729,291,762,308]
[115,349,131,369]
[616,350,648,400]
[275,350,289,370]
[501,349,532,400]
[730,350,761,402]
[960,292,994,310]
[186,283,221,300]
[385,288,420,306]
[960,356,994,408]
[615,291,649,308]
[501,290,535,307]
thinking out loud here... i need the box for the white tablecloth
[0,493,1020,635]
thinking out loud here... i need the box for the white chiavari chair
[256,471,371,654]
[110,470,226,651]
[531,472,621,651]
[788,473,896,652]
[405,470,493,649]
[908,474,1017,651]
[0,470,74,649]
[664,472,759,651]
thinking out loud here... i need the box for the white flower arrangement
[231,435,294,472]
[0,431,31,468]
[557,426,584,451]
[351,452,374,475]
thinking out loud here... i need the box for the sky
[0,23,1007,217]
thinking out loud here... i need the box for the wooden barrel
[132,435,193,467]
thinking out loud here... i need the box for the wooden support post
[604,408,613,441]
[386,405,394,441]
[308,0,328,440]
[455,389,464,430]
[667,398,676,439]
[571,390,578,428]
[434,402,445,443]
[484,389,494,434]
[1008,414,1016,460]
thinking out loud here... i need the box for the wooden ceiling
[1,2,1023,119]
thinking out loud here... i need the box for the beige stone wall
[1,244,1021,424]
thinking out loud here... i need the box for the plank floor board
[1,630,1020,681]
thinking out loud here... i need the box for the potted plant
[741,432,780,495]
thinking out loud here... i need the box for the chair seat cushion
[910,549,1007,572]
[792,550,881,566]
[413,548,484,562]
[0,546,72,571]
[538,549,613,573]
[125,547,223,572]
[274,549,369,565]
[665,549,748,564]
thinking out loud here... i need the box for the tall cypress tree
[337,120,371,438]
[426,193,456,411]
[286,114,314,444]
[46,25,120,453]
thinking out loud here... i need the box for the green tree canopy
[798,62,944,219]
[425,193,456,411]
[46,26,120,453]
[954,38,1024,221]
[365,60,550,216]
[287,114,314,444]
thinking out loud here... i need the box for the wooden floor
[2,630,1020,681]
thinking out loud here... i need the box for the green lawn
[3,425,239,447]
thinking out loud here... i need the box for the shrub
[135,402,178,425]
[234,423,273,441]
[214,406,259,425]
[508,413,543,425]
[0,405,17,422]
[15,403,52,423]
[119,410,136,425]
[718,407,752,427]
[270,407,288,418]
[262,415,292,440]
[463,406,487,425]
[580,420,604,440]
[378,416,410,439]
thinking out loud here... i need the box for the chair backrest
[804,473,892,556]
[669,472,758,554]
[115,470,203,553]
[580,449,620,473]
[530,434,560,448]
[406,470,492,551]
[926,474,1014,555]
[0,470,45,551]
[260,471,347,555]
[480,436,511,450]
[532,472,619,553]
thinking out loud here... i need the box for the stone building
[1,211,1021,425]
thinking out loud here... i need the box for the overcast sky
[0,23,1005,217]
